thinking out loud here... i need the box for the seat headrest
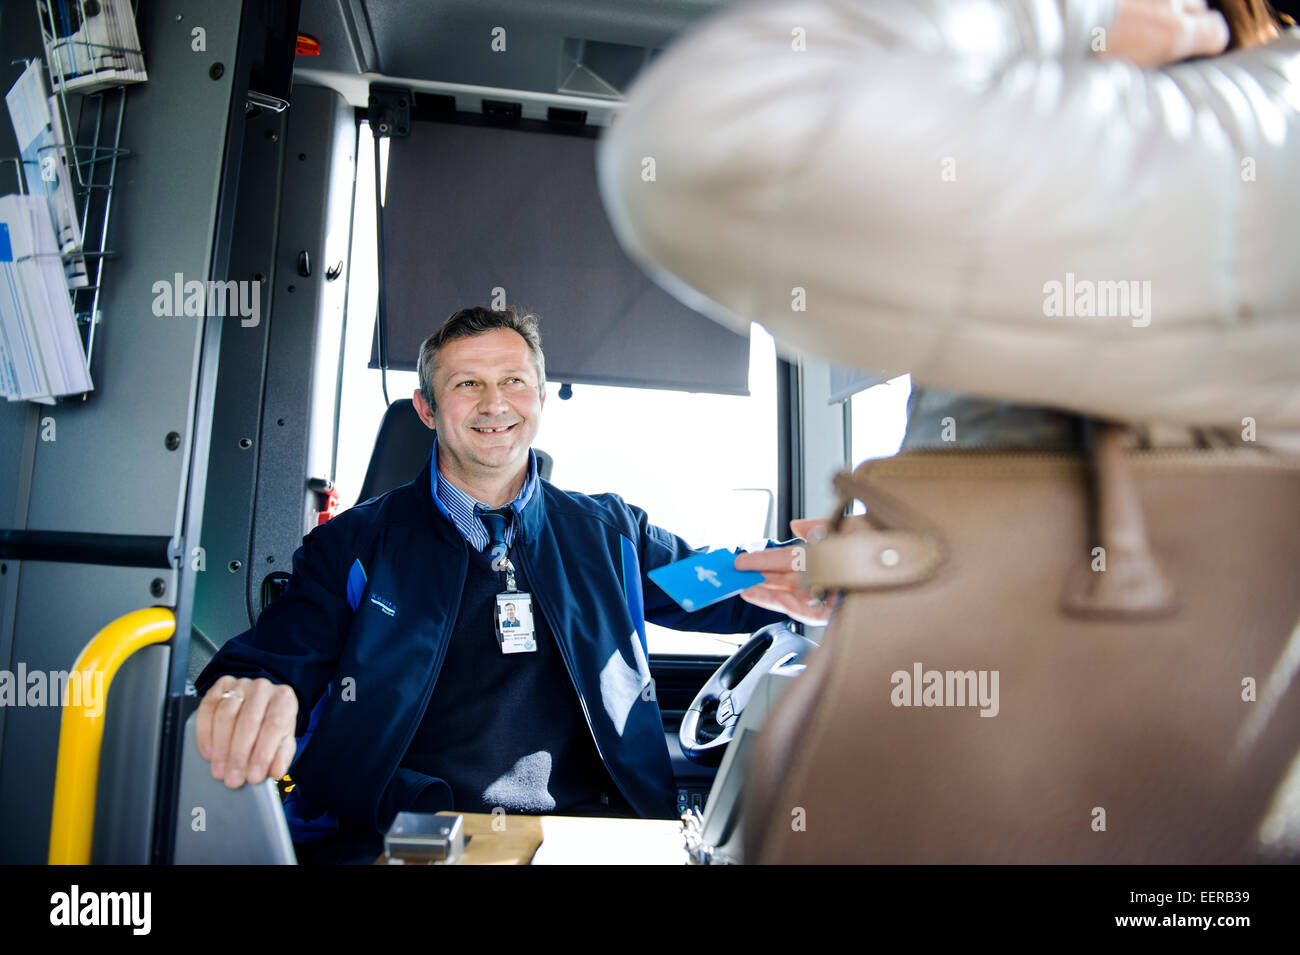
[355,399,552,505]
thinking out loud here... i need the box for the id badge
[495,592,537,654]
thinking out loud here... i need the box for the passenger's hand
[195,675,298,789]
[1097,0,1229,66]
[735,518,834,625]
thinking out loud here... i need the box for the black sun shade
[371,112,751,395]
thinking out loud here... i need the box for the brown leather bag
[744,424,1300,863]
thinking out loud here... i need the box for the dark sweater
[401,545,632,816]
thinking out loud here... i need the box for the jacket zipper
[512,543,642,816]
[373,548,465,827]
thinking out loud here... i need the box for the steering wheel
[679,622,818,765]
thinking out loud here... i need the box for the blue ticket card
[647,549,766,613]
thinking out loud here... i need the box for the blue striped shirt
[429,435,538,552]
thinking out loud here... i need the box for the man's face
[416,327,545,481]
[505,605,516,621]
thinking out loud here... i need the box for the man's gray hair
[417,305,547,412]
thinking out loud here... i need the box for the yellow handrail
[47,606,175,865]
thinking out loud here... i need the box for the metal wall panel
[0,564,176,863]
[20,4,241,540]
[190,106,289,652]
[0,0,242,864]
[0,0,53,782]
[191,85,355,654]
[244,85,354,628]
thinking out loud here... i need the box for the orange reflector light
[296,34,321,56]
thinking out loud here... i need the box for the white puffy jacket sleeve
[597,0,1300,430]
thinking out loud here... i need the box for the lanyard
[499,554,518,593]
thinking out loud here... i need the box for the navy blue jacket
[197,455,785,831]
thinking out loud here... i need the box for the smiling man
[194,305,828,863]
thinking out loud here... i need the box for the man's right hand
[196,675,298,789]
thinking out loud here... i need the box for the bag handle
[1061,422,1179,618]
[803,471,946,593]
[804,422,1178,619]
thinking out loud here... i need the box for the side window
[334,121,394,507]
[535,329,779,656]
[847,374,911,513]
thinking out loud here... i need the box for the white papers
[42,0,148,94]
[5,60,88,289]
[0,194,94,402]
[46,93,88,288]
[530,816,688,865]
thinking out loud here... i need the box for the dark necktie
[476,506,511,567]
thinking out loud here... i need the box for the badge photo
[495,592,537,653]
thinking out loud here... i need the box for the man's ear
[412,388,437,430]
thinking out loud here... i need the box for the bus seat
[173,710,296,864]
[354,398,553,505]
